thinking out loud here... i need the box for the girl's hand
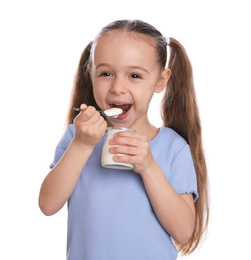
[73,104,107,148]
[109,131,155,175]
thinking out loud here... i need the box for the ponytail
[162,38,209,254]
[66,41,98,125]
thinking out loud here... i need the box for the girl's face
[88,30,170,130]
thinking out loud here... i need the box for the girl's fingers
[109,145,138,156]
[110,131,145,147]
[76,106,102,126]
[80,103,88,110]
[114,131,141,139]
[109,131,153,174]
[81,106,98,121]
[113,154,137,164]
[73,105,107,146]
[110,137,138,147]
[109,134,150,157]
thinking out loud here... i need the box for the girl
[39,20,209,259]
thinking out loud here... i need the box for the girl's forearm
[39,139,93,216]
[141,161,195,245]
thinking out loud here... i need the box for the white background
[1,0,250,259]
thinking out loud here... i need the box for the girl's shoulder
[57,124,75,150]
[152,126,187,148]
[49,124,75,169]
[66,123,75,135]
[150,126,191,162]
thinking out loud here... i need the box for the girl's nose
[110,78,127,95]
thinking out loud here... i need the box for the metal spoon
[73,107,123,118]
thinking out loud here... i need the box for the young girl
[39,20,209,259]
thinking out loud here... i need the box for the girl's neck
[131,119,160,142]
[107,117,160,142]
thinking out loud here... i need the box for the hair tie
[165,37,170,46]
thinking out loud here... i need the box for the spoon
[73,107,123,118]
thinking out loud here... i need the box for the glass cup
[101,127,136,170]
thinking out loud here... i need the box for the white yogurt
[101,127,136,170]
[103,107,123,118]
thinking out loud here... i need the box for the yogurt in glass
[101,127,136,170]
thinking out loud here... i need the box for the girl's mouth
[110,103,132,119]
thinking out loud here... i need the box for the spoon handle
[73,107,87,112]
[73,107,102,113]
[73,107,121,118]
[73,107,110,117]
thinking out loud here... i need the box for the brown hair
[164,38,209,254]
[67,41,98,124]
[67,20,209,255]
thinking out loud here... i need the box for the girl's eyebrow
[128,65,149,73]
[95,63,149,73]
[95,63,111,69]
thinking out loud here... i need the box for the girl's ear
[87,64,94,83]
[87,64,91,75]
[155,68,171,93]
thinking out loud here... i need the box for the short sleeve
[49,124,75,168]
[169,144,198,201]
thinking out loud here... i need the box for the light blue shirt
[50,125,198,260]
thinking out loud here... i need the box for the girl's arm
[110,131,195,244]
[141,161,195,245]
[39,105,107,216]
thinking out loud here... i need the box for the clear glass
[101,127,136,170]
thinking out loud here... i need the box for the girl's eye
[130,74,142,79]
[99,72,112,77]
